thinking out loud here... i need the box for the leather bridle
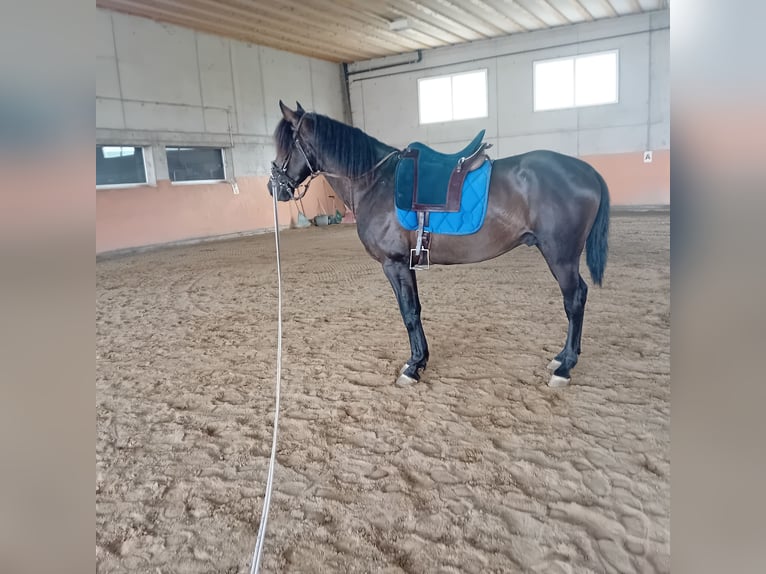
[269,114,322,201]
[269,112,401,212]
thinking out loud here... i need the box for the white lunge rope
[250,189,284,573]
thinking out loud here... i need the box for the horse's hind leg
[548,274,589,366]
[538,250,588,387]
[382,259,429,386]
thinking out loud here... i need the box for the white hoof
[400,363,410,375]
[548,374,571,388]
[547,359,562,371]
[396,373,417,387]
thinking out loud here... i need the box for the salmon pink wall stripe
[96,151,668,254]
[583,150,669,206]
[96,176,345,253]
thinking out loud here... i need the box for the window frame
[533,50,619,112]
[166,146,227,185]
[96,145,153,189]
[417,68,489,125]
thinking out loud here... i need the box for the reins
[248,117,321,572]
[319,149,399,216]
[252,117,398,571]
[249,177,286,574]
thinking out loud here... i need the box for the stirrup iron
[410,212,431,270]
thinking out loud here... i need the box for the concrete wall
[348,10,669,205]
[96,8,347,253]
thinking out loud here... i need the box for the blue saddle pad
[394,130,485,211]
[396,160,492,236]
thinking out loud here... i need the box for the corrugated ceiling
[97,0,668,63]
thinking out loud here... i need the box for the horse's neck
[318,140,395,208]
[318,140,393,178]
[321,173,369,211]
[325,176,354,210]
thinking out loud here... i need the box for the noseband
[270,114,322,201]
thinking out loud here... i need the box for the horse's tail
[586,170,610,287]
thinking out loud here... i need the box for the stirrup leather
[410,211,431,270]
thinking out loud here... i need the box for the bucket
[314,214,330,226]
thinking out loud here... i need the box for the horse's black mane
[274,112,392,178]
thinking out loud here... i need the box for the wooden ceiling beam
[99,0,656,64]
[541,0,591,22]
[395,0,495,40]
[469,0,530,33]
[415,0,508,36]
[99,0,374,61]
[160,0,421,54]
[450,0,529,34]
[523,0,573,25]
[478,0,531,32]
[595,0,619,17]
[513,0,562,27]
[570,0,597,20]
[100,0,420,60]
[256,0,426,52]
[540,0,574,23]
[347,0,479,43]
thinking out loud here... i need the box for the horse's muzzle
[275,185,295,202]
[269,164,297,201]
[268,177,293,201]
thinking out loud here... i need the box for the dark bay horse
[268,101,609,388]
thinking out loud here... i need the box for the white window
[166,147,226,183]
[97,145,149,188]
[534,51,618,111]
[418,69,488,124]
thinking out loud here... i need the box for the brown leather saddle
[394,130,492,269]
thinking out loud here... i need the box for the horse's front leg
[382,259,429,386]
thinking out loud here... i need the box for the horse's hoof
[396,373,417,387]
[400,363,410,375]
[548,374,571,388]
[547,359,562,371]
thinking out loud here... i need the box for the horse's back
[492,149,604,208]
[488,149,606,248]
[498,149,602,184]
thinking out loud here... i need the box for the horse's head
[268,100,316,201]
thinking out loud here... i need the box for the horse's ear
[279,100,299,126]
[296,101,305,114]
